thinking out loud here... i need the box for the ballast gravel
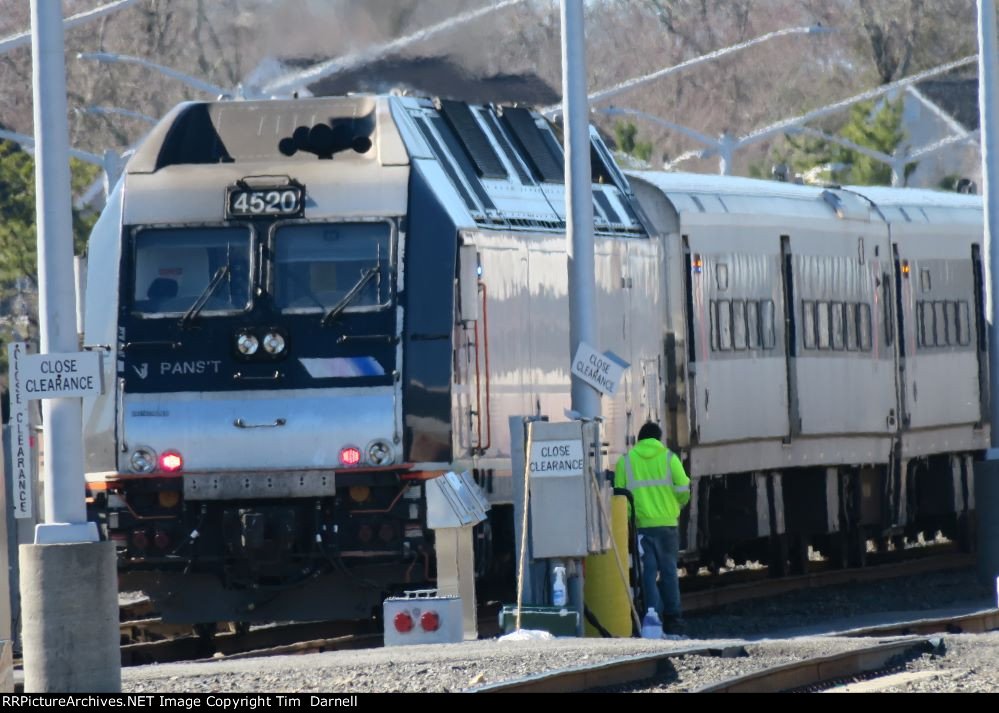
[684,566,992,639]
[121,567,996,692]
[122,638,736,693]
[855,632,999,693]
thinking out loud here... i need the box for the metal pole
[562,0,600,421]
[718,133,734,176]
[561,0,598,637]
[977,0,999,593]
[981,0,999,446]
[30,0,95,544]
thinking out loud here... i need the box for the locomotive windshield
[132,227,251,315]
[274,222,391,314]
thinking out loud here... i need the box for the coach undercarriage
[683,448,978,576]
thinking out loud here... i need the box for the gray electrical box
[526,420,610,558]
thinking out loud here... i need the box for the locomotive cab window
[131,226,252,315]
[273,222,391,313]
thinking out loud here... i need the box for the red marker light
[420,611,440,632]
[394,612,414,633]
[339,447,361,466]
[159,451,183,472]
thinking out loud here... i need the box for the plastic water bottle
[641,608,663,639]
[552,566,567,607]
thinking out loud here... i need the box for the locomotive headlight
[367,439,394,466]
[263,332,286,354]
[236,332,259,355]
[130,447,157,474]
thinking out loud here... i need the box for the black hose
[583,604,613,638]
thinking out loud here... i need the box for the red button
[394,612,414,633]
[420,611,440,632]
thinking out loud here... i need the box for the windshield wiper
[321,266,379,328]
[180,264,230,329]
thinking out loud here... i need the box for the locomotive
[80,94,985,622]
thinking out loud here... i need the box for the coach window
[802,301,817,350]
[817,302,831,350]
[709,301,720,351]
[958,301,972,346]
[934,302,947,347]
[858,304,872,351]
[746,301,760,349]
[945,301,959,346]
[920,269,931,292]
[718,299,733,351]
[760,300,777,349]
[845,302,859,350]
[831,302,845,350]
[918,302,934,347]
[716,263,729,291]
[732,300,748,350]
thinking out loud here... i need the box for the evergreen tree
[756,97,916,186]
[0,138,100,381]
[614,121,654,163]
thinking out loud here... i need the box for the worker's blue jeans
[638,526,682,624]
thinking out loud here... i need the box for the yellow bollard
[583,495,631,637]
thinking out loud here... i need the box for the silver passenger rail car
[629,171,986,573]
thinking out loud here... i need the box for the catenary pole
[20,0,120,693]
[561,0,598,637]
[30,0,94,544]
[562,0,600,421]
[976,0,999,592]
[980,0,999,445]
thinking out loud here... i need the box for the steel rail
[694,637,939,693]
[465,644,739,693]
[840,608,999,638]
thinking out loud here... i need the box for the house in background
[901,76,981,191]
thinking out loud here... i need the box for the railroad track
[119,608,503,666]
[694,637,943,693]
[466,637,949,693]
[115,546,971,666]
[467,607,998,693]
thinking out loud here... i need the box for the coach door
[892,229,981,431]
[787,226,895,440]
[685,227,789,446]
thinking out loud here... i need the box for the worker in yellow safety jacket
[614,421,691,636]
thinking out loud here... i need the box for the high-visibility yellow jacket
[613,438,691,528]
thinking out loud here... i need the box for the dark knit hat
[638,421,662,441]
